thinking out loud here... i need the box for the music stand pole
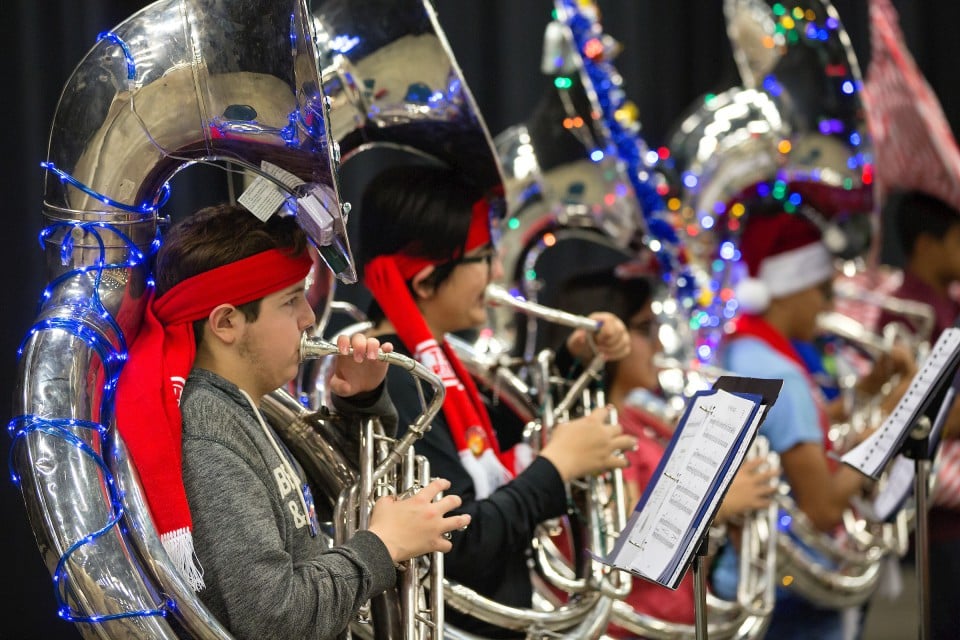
[692,529,710,640]
[903,417,933,640]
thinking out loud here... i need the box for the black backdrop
[2,1,957,637]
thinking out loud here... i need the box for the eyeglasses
[424,247,497,289]
[455,247,497,269]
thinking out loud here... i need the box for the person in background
[876,190,960,639]
[556,260,779,634]
[115,204,470,640]
[358,164,638,639]
[877,191,960,344]
[862,1,960,634]
[716,210,913,640]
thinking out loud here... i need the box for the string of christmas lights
[10,221,169,624]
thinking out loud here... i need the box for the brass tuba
[484,284,631,604]
[444,322,627,638]
[665,0,901,611]
[11,0,499,637]
[13,0,351,636]
[486,1,781,636]
[263,336,448,640]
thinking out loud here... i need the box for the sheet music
[855,455,915,522]
[700,408,767,533]
[603,387,763,588]
[857,378,958,522]
[842,328,960,479]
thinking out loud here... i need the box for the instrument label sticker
[238,161,307,222]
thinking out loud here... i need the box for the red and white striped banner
[863,0,960,212]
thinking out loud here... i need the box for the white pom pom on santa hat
[734,277,771,314]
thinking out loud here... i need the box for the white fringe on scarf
[460,449,511,500]
[512,442,535,474]
[161,527,206,592]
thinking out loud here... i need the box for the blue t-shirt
[712,336,825,600]
[724,336,823,454]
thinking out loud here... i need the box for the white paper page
[863,455,915,522]
[610,388,760,584]
[860,383,956,521]
[842,329,960,478]
[675,408,768,581]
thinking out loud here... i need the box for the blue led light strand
[556,0,697,302]
[18,317,127,410]
[33,221,156,359]
[7,416,174,622]
[41,162,171,214]
[96,31,136,83]
[9,218,171,623]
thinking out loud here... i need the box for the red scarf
[728,314,833,460]
[115,248,313,590]
[363,200,518,498]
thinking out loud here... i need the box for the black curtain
[2,1,955,637]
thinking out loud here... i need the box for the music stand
[602,376,782,640]
[692,377,783,640]
[900,384,955,640]
[842,328,960,640]
[692,529,711,640]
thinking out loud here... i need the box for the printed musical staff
[603,380,780,589]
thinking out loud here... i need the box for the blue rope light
[9,219,170,623]
[8,416,174,622]
[32,221,155,358]
[12,27,174,621]
[18,318,127,408]
[41,162,171,214]
[96,31,136,83]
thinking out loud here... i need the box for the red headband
[154,248,314,324]
[363,198,517,498]
[375,197,493,280]
[466,196,495,255]
[115,247,313,590]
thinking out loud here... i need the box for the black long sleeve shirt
[380,334,568,638]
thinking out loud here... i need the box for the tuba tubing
[12,0,344,636]
[428,294,620,636]
[486,283,602,334]
[457,285,630,633]
[816,311,892,361]
[264,336,447,640]
[298,335,446,477]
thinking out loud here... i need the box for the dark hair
[358,164,485,318]
[557,267,655,328]
[154,203,308,336]
[888,190,960,258]
[552,265,657,380]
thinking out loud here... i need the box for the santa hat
[863,0,960,212]
[735,212,833,314]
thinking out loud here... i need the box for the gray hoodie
[180,368,397,640]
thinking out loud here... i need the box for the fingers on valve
[349,333,367,361]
